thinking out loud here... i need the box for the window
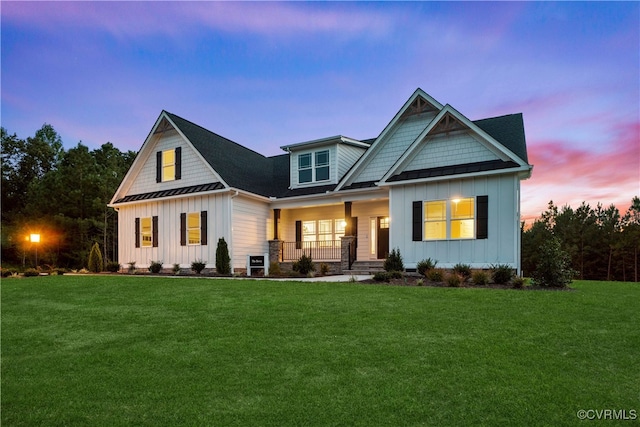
[135,216,158,248]
[300,219,345,243]
[162,149,175,181]
[422,198,475,240]
[187,212,200,245]
[156,147,181,183]
[180,211,208,246]
[298,154,312,183]
[315,150,329,181]
[451,198,475,239]
[297,150,330,184]
[424,201,446,240]
[140,217,152,247]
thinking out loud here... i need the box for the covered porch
[268,198,389,272]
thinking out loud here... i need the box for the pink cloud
[521,120,639,222]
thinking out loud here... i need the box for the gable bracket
[431,112,466,135]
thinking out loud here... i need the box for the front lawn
[2,276,638,426]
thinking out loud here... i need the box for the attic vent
[154,117,174,134]
[402,96,438,119]
[432,112,466,135]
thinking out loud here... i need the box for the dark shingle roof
[473,113,528,163]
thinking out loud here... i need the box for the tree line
[522,199,640,282]
[1,125,136,269]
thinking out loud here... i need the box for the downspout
[229,190,239,273]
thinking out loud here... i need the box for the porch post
[340,235,355,273]
[344,202,353,236]
[268,239,282,263]
[273,209,281,240]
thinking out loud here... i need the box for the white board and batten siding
[389,174,521,271]
[118,193,231,270]
[127,129,219,196]
[230,196,271,270]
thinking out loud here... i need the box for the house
[108,89,532,275]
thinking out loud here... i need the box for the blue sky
[2,1,638,221]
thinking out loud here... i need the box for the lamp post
[30,233,41,267]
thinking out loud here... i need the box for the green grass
[2,276,639,426]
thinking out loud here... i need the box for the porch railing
[281,240,341,261]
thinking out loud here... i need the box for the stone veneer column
[340,236,355,273]
[268,240,282,264]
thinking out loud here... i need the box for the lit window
[424,201,446,240]
[302,220,316,242]
[334,219,346,239]
[315,150,329,181]
[187,212,200,245]
[162,149,175,181]
[298,154,312,183]
[451,198,475,239]
[141,217,152,247]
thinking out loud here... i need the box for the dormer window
[298,149,330,184]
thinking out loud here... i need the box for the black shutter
[152,216,159,247]
[477,195,488,239]
[200,211,208,245]
[175,147,182,180]
[412,201,423,241]
[135,218,140,248]
[295,220,302,249]
[180,213,186,246]
[156,151,162,183]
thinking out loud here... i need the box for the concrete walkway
[265,274,373,282]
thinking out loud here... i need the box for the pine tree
[215,238,231,275]
[88,242,103,273]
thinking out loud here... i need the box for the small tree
[215,238,231,275]
[532,237,575,287]
[384,248,404,272]
[293,253,315,276]
[88,242,103,273]
[191,259,206,275]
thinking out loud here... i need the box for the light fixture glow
[30,234,41,243]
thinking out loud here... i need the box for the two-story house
[109,89,532,274]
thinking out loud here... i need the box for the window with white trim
[162,149,175,182]
[140,217,152,247]
[187,212,200,245]
[302,219,345,243]
[423,197,475,240]
[298,150,330,184]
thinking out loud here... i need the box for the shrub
[268,262,282,277]
[24,268,39,277]
[416,278,424,286]
[105,261,121,273]
[1,268,18,278]
[292,253,315,275]
[173,263,181,275]
[512,276,525,289]
[452,263,471,280]
[491,264,514,284]
[472,270,489,286]
[532,238,575,288]
[88,242,104,273]
[191,259,206,275]
[426,268,444,282]
[373,271,390,282]
[384,248,404,272]
[215,238,231,275]
[149,260,163,274]
[127,261,136,274]
[52,268,67,276]
[416,258,438,276]
[446,273,463,287]
[319,263,330,276]
[388,270,403,279]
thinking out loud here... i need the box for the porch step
[344,261,385,275]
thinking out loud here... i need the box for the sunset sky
[2,1,638,222]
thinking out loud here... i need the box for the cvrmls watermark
[577,409,637,421]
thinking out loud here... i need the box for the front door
[377,216,389,259]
